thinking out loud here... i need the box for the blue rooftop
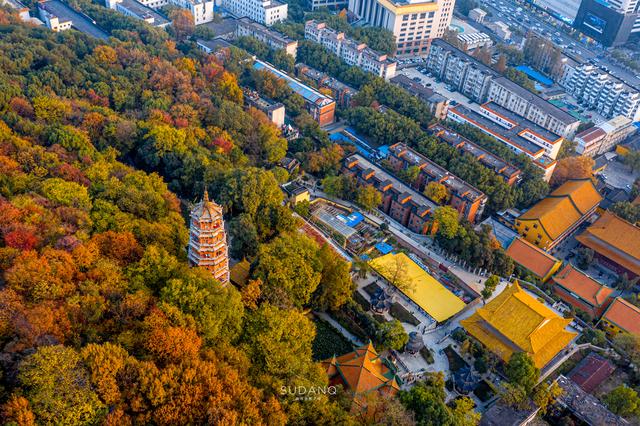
[515,65,553,87]
[375,242,393,255]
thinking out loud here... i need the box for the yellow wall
[515,219,553,250]
[601,319,623,337]
[289,191,310,206]
[542,260,563,283]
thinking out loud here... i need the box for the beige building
[347,0,455,56]
[575,116,636,157]
[237,17,297,58]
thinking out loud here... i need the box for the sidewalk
[314,311,364,347]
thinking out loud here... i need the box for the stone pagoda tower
[187,190,229,284]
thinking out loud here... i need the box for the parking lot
[398,66,475,108]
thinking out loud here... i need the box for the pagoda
[187,190,229,284]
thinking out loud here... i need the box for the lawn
[390,302,420,326]
[444,345,468,372]
[363,282,382,297]
[312,318,354,361]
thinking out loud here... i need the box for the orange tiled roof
[506,237,561,279]
[603,297,640,336]
[519,179,601,240]
[322,342,401,397]
[461,282,576,368]
[576,212,640,277]
[552,264,614,307]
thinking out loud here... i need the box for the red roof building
[552,264,614,319]
[601,297,640,336]
[567,353,615,393]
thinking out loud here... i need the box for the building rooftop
[602,297,640,336]
[323,342,400,408]
[389,143,486,203]
[430,124,521,180]
[518,179,602,240]
[491,76,579,126]
[39,0,109,39]
[553,264,614,309]
[238,17,295,46]
[506,237,561,280]
[483,102,563,145]
[575,212,640,277]
[567,353,615,393]
[556,375,629,426]
[202,17,238,37]
[477,217,519,249]
[431,39,498,78]
[312,205,357,239]
[369,252,466,322]
[576,126,607,144]
[253,59,334,107]
[346,154,438,213]
[390,74,446,103]
[449,105,547,158]
[118,0,169,26]
[197,38,234,53]
[461,282,576,369]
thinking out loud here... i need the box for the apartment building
[567,64,640,122]
[106,0,170,27]
[575,116,636,157]
[237,17,297,58]
[223,0,287,26]
[243,88,286,127]
[134,0,214,24]
[295,64,357,108]
[387,143,488,223]
[429,124,522,185]
[425,39,497,103]
[342,155,437,234]
[347,0,454,56]
[447,103,561,181]
[305,21,396,80]
[487,77,580,139]
[253,59,336,125]
[390,75,449,120]
[468,8,486,24]
[2,0,43,24]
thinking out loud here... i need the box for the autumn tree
[433,206,460,239]
[170,9,195,40]
[551,156,594,186]
[312,244,354,311]
[355,185,382,212]
[425,182,449,204]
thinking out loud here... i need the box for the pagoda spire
[203,188,209,203]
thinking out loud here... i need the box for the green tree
[533,381,563,414]
[604,385,640,417]
[376,319,409,351]
[433,206,460,239]
[355,185,382,212]
[481,275,499,302]
[505,352,539,393]
[610,201,640,224]
[623,150,640,172]
[19,346,105,425]
[252,233,322,309]
[312,244,355,311]
[229,213,260,259]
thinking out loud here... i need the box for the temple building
[461,282,576,369]
[187,190,229,284]
[323,342,401,411]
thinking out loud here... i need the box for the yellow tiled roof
[369,253,465,322]
[519,179,601,240]
[461,282,576,368]
[550,179,601,215]
[506,237,561,279]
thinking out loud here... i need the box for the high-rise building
[573,0,639,46]
[347,0,455,55]
[187,190,230,284]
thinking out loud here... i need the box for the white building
[106,0,170,27]
[567,64,640,122]
[347,0,454,56]
[305,20,396,80]
[457,32,492,51]
[486,21,511,41]
[223,0,287,26]
[468,7,486,23]
[237,17,297,57]
[136,0,214,25]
